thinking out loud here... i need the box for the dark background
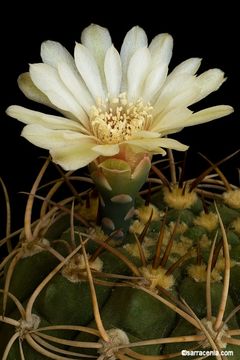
[1,2,239,238]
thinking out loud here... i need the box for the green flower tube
[89,154,151,237]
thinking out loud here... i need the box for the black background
[1,2,239,237]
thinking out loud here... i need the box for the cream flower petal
[153,74,199,114]
[50,144,99,171]
[21,124,94,150]
[57,62,94,114]
[6,105,88,133]
[141,64,168,102]
[81,24,112,79]
[18,72,54,107]
[126,136,188,153]
[7,24,234,172]
[17,72,80,121]
[30,63,87,123]
[150,108,193,134]
[120,26,148,91]
[132,130,161,139]
[41,40,94,116]
[148,33,173,68]
[127,47,151,101]
[169,58,202,77]
[74,43,105,100]
[162,85,200,111]
[185,105,234,127]
[104,46,122,98]
[152,137,189,151]
[194,69,226,102]
[41,40,74,68]
[92,144,120,156]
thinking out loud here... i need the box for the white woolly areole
[135,204,163,223]
[140,264,175,290]
[98,328,129,360]
[123,242,151,260]
[187,264,222,282]
[22,238,50,258]
[197,316,230,349]
[62,253,103,283]
[223,189,240,209]
[168,221,188,234]
[163,186,198,209]
[193,211,218,231]
[17,314,40,338]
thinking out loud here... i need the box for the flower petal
[153,74,199,114]
[186,105,234,127]
[18,72,54,107]
[126,137,188,153]
[120,26,148,91]
[148,33,173,68]
[57,62,94,114]
[194,69,226,102]
[41,40,74,68]
[92,144,120,156]
[81,24,112,80]
[21,124,94,150]
[169,58,202,77]
[30,63,87,123]
[153,137,188,151]
[6,105,87,133]
[127,47,151,101]
[133,130,161,139]
[150,108,193,134]
[17,72,79,121]
[141,64,168,102]
[74,43,105,100]
[51,144,98,170]
[104,46,122,97]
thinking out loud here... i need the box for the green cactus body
[1,157,240,359]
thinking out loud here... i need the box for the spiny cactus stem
[3,250,23,316]
[24,158,51,243]
[151,164,171,191]
[133,284,200,329]
[206,231,218,321]
[25,242,84,322]
[214,204,231,332]
[118,334,206,350]
[165,249,192,276]
[138,209,153,244]
[220,305,240,332]
[133,233,147,267]
[180,298,221,356]
[0,316,19,327]
[189,149,240,192]
[81,233,141,276]
[152,211,167,270]
[160,218,179,268]
[167,148,177,184]
[25,192,90,227]
[228,329,240,336]
[2,332,20,360]
[0,289,25,318]
[199,152,231,191]
[80,236,110,343]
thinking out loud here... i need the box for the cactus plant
[1,24,239,359]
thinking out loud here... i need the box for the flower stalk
[89,155,151,237]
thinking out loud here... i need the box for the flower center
[90,93,153,144]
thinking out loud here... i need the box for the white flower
[7,24,233,170]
